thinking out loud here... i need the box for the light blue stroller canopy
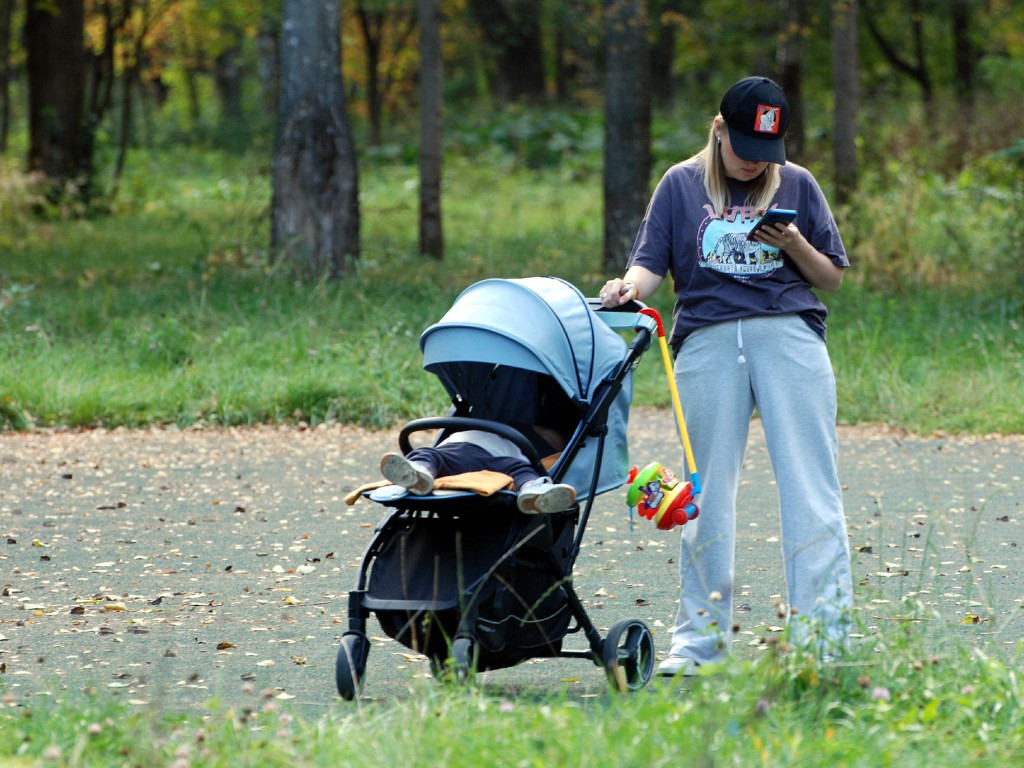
[420,277,632,499]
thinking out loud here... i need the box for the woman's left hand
[752,222,803,252]
[754,224,845,292]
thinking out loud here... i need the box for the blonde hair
[685,116,781,216]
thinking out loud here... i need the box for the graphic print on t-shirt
[697,206,784,281]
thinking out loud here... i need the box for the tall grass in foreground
[3,623,1023,767]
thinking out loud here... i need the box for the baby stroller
[336,277,661,699]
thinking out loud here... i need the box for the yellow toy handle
[640,308,701,494]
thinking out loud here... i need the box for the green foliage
[444,106,604,173]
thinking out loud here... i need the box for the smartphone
[746,208,798,241]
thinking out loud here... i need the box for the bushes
[842,153,1024,295]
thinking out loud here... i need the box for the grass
[1,142,1023,765]
[831,288,1024,434]
[1,149,1022,434]
[0,154,614,431]
[3,631,1024,766]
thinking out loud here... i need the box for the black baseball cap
[719,76,789,165]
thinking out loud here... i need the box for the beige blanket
[345,470,514,506]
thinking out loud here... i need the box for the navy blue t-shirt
[627,161,848,350]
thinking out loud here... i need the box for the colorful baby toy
[623,309,702,532]
[626,462,699,530]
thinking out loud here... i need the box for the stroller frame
[336,287,660,699]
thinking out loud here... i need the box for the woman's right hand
[598,278,637,308]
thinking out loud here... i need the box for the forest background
[0,0,1023,435]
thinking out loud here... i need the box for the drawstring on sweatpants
[736,319,746,364]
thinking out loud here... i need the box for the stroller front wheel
[451,636,476,685]
[431,636,477,685]
[602,619,655,692]
[336,632,369,700]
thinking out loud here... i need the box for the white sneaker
[657,655,700,677]
[380,453,434,495]
[516,477,576,514]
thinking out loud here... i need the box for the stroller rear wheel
[602,619,655,692]
[336,632,369,700]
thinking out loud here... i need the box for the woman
[600,76,853,676]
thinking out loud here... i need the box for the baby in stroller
[378,378,578,514]
[379,430,576,514]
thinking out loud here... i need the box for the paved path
[2,412,1022,714]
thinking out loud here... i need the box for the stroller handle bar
[586,297,656,331]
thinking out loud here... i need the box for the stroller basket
[366,506,576,668]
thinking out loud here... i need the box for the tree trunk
[257,11,279,118]
[776,0,805,161]
[355,2,418,147]
[863,0,934,131]
[110,60,135,200]
[418,0,443,259]
[272,0,360,281]
[25,0,93,200]
[0,0,13,152]
[551,0,592,105]
[603,0,650,274]
[950,0,976,166]
[649,0,683,108]
[831,0,858,204]
[553,6,569,103]
[951,0,976,112]
[112,0,156,200]
[467,0,546,103]
[214,43,244,125]
[86,0,123,137]
[356,5,384,146]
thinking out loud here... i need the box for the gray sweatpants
[669,314,853,663]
